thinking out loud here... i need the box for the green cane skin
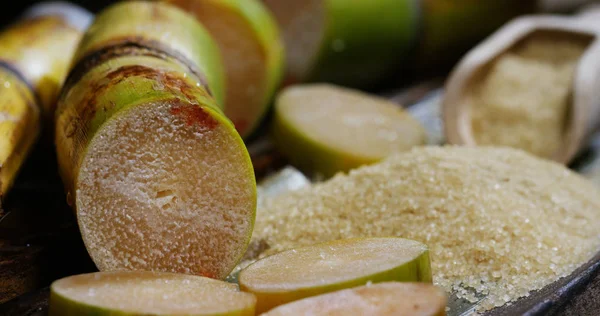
[49,274,257,316]
[166,0,284,138]
[50,291,256,316]
[50,292,256,316]
[234,0,285,115]
[307,0,420,88]
[49,290,132,316]
[271,104,374,178]
[73,1,226,106]
[216,0,284,137]
[247,252,432,314]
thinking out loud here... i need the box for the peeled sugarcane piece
[262,282,447,316]
[49,271,257,316]
[0,3,91,202]
[55,1,256,280]
[414,0,535,70]
[167,0,284,138]
[239,237,432,314]
[272,84,426,178]
[262,0,418,88]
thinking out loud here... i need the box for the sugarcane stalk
[55,1,256,280]
[72,1,225,106]
[167,0,284,138]
[0,3,91,203]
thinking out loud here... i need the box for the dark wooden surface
[0,139,97,306]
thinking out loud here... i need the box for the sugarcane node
[61,63,208,143]
[12,80,38,118]
[0,61,33,93]
[63,118,78,139]
[104,64,202,104]
[0,60,41,113]
[63,39,210,98]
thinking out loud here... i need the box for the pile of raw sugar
[250,146,600,311]
[469,35,587,159]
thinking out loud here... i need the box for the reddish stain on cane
[170,104,217,129]
[200,271,216,279]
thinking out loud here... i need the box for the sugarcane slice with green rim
[56,0,255,280]
[261,282,447,316]
[167,0,284,138]
[272,84,426,178]
[56,54,256,280]
[49,271,257,316]
[239,237,432,314]
[262,0,419,88]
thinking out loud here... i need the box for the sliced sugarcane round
[272,84,426,178]
[167,0,284,138]
[262,0,419,88]
[56,54,256,280]
[56,0,255,280]
[49,271,257,316]
[261,282,447,316]
[239,237,432,314]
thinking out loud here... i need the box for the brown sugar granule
[469,35,587,159]
[251,146,600,311]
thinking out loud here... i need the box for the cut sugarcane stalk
[0,3,91,203]
[239,237,432,314]
[261,282,447,316]
[262,0,418,88]
[272,84,426,178]
[167,0,284,138]
[0,69,37,206]
[49,271,257,316]
[55,1,256,280]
